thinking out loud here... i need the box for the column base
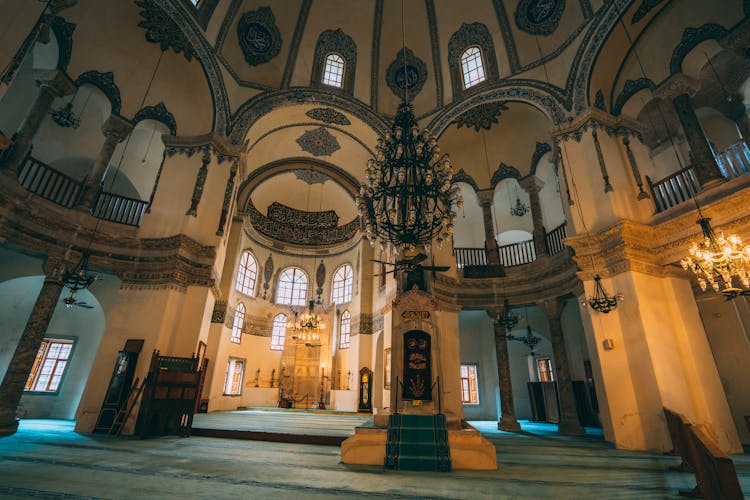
[558,420,585,436]
[498,418,521,432]
[0,418,19,437]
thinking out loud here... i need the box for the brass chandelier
[288,299,325,344]
[357,102,461,250]
[681,217,750,298]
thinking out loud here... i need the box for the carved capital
[41,255,67,281]
[101,115,133,142]
[31,69,75,97]
[519,176,544,193]
[720,19,750,54]
[654,73,700,100]
[537,298,565,321]
[476,189,494,206]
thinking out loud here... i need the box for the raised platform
[341,418,498,470]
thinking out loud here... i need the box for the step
[398,442,436,457]
[399,414,440,427]
[397,428,436,442]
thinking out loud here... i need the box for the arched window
[235,251,258,296]
[331,264,353,304]
[231,303,244,344]
[339,310,351,349]
[322,53,345,88]
[271,313,286,351]
[276,267,308,306]
[460,46,485,89]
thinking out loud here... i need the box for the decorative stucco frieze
[453,102,508,131]
[305,108,350,125]
[135,0,195,61]
[296,127,341,157]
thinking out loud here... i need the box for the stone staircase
[384,413,452,472]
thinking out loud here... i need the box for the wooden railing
[717,138,750,179]
[663,407,744,499]
[545,222,567,256]
[498,239,535,267]
[17,153,84,208]
[647,166,699,213]
[91,191,148,226]
[453,247,488,269]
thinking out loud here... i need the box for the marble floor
[0,418,747,499]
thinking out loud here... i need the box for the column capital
[476,189,494,206]
[720,18,750,55]
[537,298,566,321]
[654,73,700,100]
[41,255,68,282]
[519,175,544,193]
[102,115,133,142]
[31,69,75,97]
[49,0,78,15]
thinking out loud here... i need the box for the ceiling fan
[63,294,94,309]
[372,251,450,276]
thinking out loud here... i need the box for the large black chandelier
[357,102,461,250]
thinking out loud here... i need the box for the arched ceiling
[250,170,357,223]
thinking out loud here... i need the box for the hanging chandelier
[582,275,622,314]
[496,298,519,329]
[63,253,98,295]
[507,325,543,355]
[508,184,529,217]
[357,102,461,251]
[288,299,324,344]
[49,101,81,129]
[681,217,750,298]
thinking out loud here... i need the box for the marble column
[1,69,75,173]
[539,298,585,436]
[477,190,500,265]
[77,115,133,210]
[0,257,66,436]
[519,176,547,257]
[488,309,521,432]
[656,74,723,186]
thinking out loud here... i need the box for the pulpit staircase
[384,413,451,472]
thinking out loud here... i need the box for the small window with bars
[322,53,345,88]
[460,363,479,405]
[25,339,75,393]
[223,358,245,395]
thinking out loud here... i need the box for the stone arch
[669,24,729,76]
[429,85,566,138]
[74,71,122,116]
[132,102,177,135]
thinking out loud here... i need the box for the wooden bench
[663,408,744,499]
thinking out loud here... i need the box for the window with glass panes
[331,264,353,304]
[231,303,244,344]
[224,358,244,395]
[25,339,74,393]
[460,46,486,89]
[235,251,258,296]
[339,310,351,349]
[271,313,286,351]
[537,358,554,382]
[460,364,479,404]
[276,267,308,306]
[322,53,345,87]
